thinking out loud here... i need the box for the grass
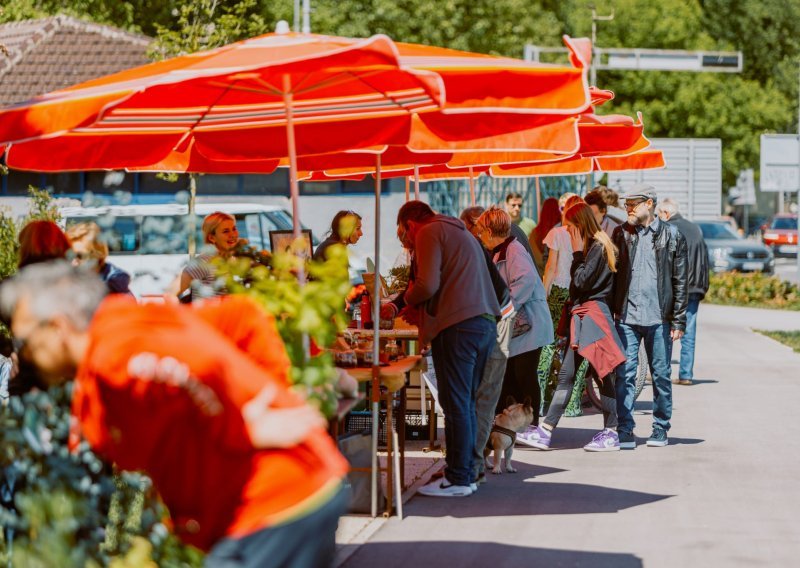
[756,330,800,353]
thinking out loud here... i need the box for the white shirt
[543,226,573,289]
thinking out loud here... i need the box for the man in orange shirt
[0,261,348,567]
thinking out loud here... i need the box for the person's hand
[399,306,420,326]
[567,225,583,252]
[242,384,327,449]
[380,303,398,320]
[671,329,684,341]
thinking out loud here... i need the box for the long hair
[329,210,362,241]
[531,198,560,243]
[18,220,71,268]
[66,222,109,265]
[564,203,617,272]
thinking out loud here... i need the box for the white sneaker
[470,483,478,492]
[418,479,473,497]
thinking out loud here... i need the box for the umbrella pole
[371,154,382,517]
[469,166,476,206]
[414,165,420,200]
[188,173,197,258]
[405,175,410,202]
[283,76,301,238]
[535,176,542,221]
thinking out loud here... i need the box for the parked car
[697,220,774,274]
[761,214,798,257]
[60,203,362,298]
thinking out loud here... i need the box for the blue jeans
[678,295,701,380]
[615,322,673,433]
[431,315,495,486]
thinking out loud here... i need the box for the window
[771,217,798,230]
[698,222,739,240]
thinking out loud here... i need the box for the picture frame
[269,229,313,257]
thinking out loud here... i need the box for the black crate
[345,410,429,446]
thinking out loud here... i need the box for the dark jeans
[204,485,348,568]
[431,315,495,487]
[544,348,617,429]
[615,322,673,434]
[496,348,543,425]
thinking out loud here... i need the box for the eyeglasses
[624,199,646,211]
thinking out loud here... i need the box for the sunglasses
[624,199,647,210]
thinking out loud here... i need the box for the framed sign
[269,229,313,257]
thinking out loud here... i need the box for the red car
[762,214,799,257]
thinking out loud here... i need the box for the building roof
[0,15,151,106]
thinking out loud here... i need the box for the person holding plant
[521,203,626,451]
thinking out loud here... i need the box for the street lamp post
[588,7,614,192]
[796,62,800,275]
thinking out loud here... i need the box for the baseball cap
[620,183,658,203]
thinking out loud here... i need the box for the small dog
[485,396,534,474]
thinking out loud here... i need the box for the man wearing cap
[611,184,688,448]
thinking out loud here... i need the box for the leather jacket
[611,221,688,331]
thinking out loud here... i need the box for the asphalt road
[774,257,799,284]
[340,304,800,567]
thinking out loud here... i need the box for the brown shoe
[678,379,693,386]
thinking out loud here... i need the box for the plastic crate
[345,410,429,446]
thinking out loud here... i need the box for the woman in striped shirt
[177,212,241,300]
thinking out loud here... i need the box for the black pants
[544,347,617,430]
[205,485,348,568]
[496,347,543,425]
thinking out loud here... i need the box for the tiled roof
[0,15,152,106]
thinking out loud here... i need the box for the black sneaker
[619,430,636,450]
[646,428,668,447]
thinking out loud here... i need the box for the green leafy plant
[706,272,800,310]
[756,330,800,353]
[220,241,352,417]
[0,386,203,567]
[385,264,410,296]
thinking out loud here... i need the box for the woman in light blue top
[476,208,553,427]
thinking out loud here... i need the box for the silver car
[697,220,774,274]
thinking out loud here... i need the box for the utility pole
[302,0,311,34]
[588,6,614,191]
[796,60,800,275]
[293,0,300,32]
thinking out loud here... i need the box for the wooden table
[340,356,421,517]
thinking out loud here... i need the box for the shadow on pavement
[406,480,672,518]
[686,379,719,385]
[341,541,643,567]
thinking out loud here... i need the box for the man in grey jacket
[658,198,709,385]
[383,201,499,497]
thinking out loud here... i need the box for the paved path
[339,304,800,567]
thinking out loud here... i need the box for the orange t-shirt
[71,295,347,551]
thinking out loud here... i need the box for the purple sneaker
[516,424,552,450]
[584,429,620,452]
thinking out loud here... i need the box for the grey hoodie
[405,215,501,344]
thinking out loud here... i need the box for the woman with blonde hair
[475,207,553,428]
[522,202,626,452]
[66,222,132,294]
[177,211,241,299]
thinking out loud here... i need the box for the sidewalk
[337,303,800,566]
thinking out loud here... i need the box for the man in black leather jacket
[611,185,688,449]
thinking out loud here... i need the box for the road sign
[760,134,800,192]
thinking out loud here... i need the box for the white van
[60,203,320,298]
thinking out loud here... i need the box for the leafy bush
[220,241,352,417]
[706,272,800,310]
[0,386,203,567]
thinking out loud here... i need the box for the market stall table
[340,355,421,516]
